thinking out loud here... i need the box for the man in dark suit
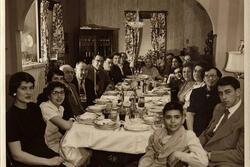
[86,55,111,105]
[186,66,222,136]
[60,64,84,116]
[119,52,132,78]
[199,76,244,167]
[73,61,92,109]
[111,53,123,84]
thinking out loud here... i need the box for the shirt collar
[48,100,64,112]
[227,99,242,117]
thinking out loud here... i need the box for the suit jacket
[110,64,123,85]
[65,83,84,116]
[86,65,111,104]
[199,102,244,167]
[121,61,132,77]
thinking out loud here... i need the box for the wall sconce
[224,51,244,79]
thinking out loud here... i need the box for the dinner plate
[138,74,149,79]
[123,123,150,131]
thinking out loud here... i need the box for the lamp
[127,0,144,28]
[224,51,244,79]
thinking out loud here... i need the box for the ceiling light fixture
[127,0,144,28]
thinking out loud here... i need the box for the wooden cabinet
[79,25,119,64]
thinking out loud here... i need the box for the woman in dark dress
[6,72,64,167]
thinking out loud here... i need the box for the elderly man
[73,61,92,108]
[60,64,84,116]
[86,55,111,104]
[199,76,244,167]
[187,66,222,136]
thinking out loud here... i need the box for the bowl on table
[143,115,158,125]
[95,98,111,105]
[126,75,134,79]
[78,112,98,125]
[94,119,118,130]
[87,104,106,113]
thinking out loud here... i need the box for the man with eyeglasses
[187,66,222,136]
[86,55,111,105]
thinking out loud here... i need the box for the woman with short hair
[6,72,64,167]
[141,57,161,80]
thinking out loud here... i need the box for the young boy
[138,101,208,167]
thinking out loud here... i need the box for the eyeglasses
[51,91,65,96]
[204,74,217,78]
[174,71,182,74]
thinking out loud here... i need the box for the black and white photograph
[1,0,250,166]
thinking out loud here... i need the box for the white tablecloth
[61,91,170,154]
[61,122,153,154]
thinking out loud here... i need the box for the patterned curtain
[150,12,167,53]
[40,0,50,62]
[51,3,65,64]
[124,11,141,65]
[40,0,65,82]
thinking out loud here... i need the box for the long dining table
[60,77,171,156]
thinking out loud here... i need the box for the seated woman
[156,56,171,78]
[138,101,208,167]
[6,72,64,166]
[39,81,91,166]
[141,57,162,80]
[183,63,206,111]
[170,56,183,73]
[37,68,73,121]
[177,63,195,103]
[167,67,185,101]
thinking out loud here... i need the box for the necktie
[79,80,86,103]
[217,109,230,130]
[79,80,85,94]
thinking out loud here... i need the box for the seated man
[111,53,123,84]
[199,76,244,167]
[86,55,111,104]
[60,64,84,116]
[119,52,132,78]
[73,61,92,109]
